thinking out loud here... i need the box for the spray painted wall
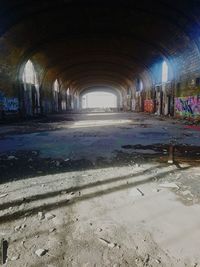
[175,95,200,119]
[0,91,19,112]
[144,99,154,113]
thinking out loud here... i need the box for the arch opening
[79,86,122,112]
[162,61,169,83]
[21,60,40,116]
[52,79,60,112]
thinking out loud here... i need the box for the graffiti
[4,98,19,111]
[0,91,5,111]
[0,91,19,112]
[144,99,154,113]
[175,96,200,118]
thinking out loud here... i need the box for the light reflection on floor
[69,119,133,128]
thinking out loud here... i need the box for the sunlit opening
[22,60,38,86]
[53,79,59,92]
[81,91,117,109]
[162,61,168,83]
[136,78,143,92]
[52,79,60,111]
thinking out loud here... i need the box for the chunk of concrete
[0,194,8,199]
[38,212,45,221]
[7,156,17,160]
[11,254,20,261]
[158,183,179,189]
[14,225,21,232]
[35,249,47,257]
[45,213,56,220]
[98,238,118,248]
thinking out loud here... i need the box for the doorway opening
[80,87,121,112]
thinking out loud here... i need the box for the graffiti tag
[175,96,200,118]
[144,100,154,113]
[4,98,19,111]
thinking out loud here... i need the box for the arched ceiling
[0,0,200,92]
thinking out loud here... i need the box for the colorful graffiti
[0,91,19,112]
[175,96,200,119]
[144,99,154,113]
[4,98,19,111]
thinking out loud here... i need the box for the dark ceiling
[1,0,200,91]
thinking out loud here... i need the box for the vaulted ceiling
[0,0,200,93]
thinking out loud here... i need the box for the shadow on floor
[0,163,190,224]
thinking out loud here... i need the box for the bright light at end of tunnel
[82,91,117,109]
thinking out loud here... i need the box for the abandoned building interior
[0,0,200,266]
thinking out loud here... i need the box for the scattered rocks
[144,254,150,265]
[61,190,67,195]
[108,242,116,248]
[35,249,48,257]
[66,192,75,200]
[98,238,120,249]
[135,257,141,264]
[21,239,26,247]
[11,254,20,261]
[0,193,8,199]
[158,183,179,189]
[14,225,21,232]
[38,212,45,221]
[137,188,144,196]
[155,258,162,264]
[45,213,56,220]
[49,228,56,233]
[14,224,26,232]
[181,190,192,196]
[55,161,60,167]
[21,224,26,229]
[7,156,18,160]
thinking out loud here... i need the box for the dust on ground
[0,112,200,267]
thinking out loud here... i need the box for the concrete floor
[0,112,200,266]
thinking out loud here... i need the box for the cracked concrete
[0,112,200,266]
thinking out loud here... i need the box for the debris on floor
[158,183,179,189]
[35,249,48,257]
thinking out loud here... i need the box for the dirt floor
[0,112,200,267]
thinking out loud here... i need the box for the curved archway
[79,86,122,112]
[21,60,40,116]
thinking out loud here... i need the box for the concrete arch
[78,86,123,111]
